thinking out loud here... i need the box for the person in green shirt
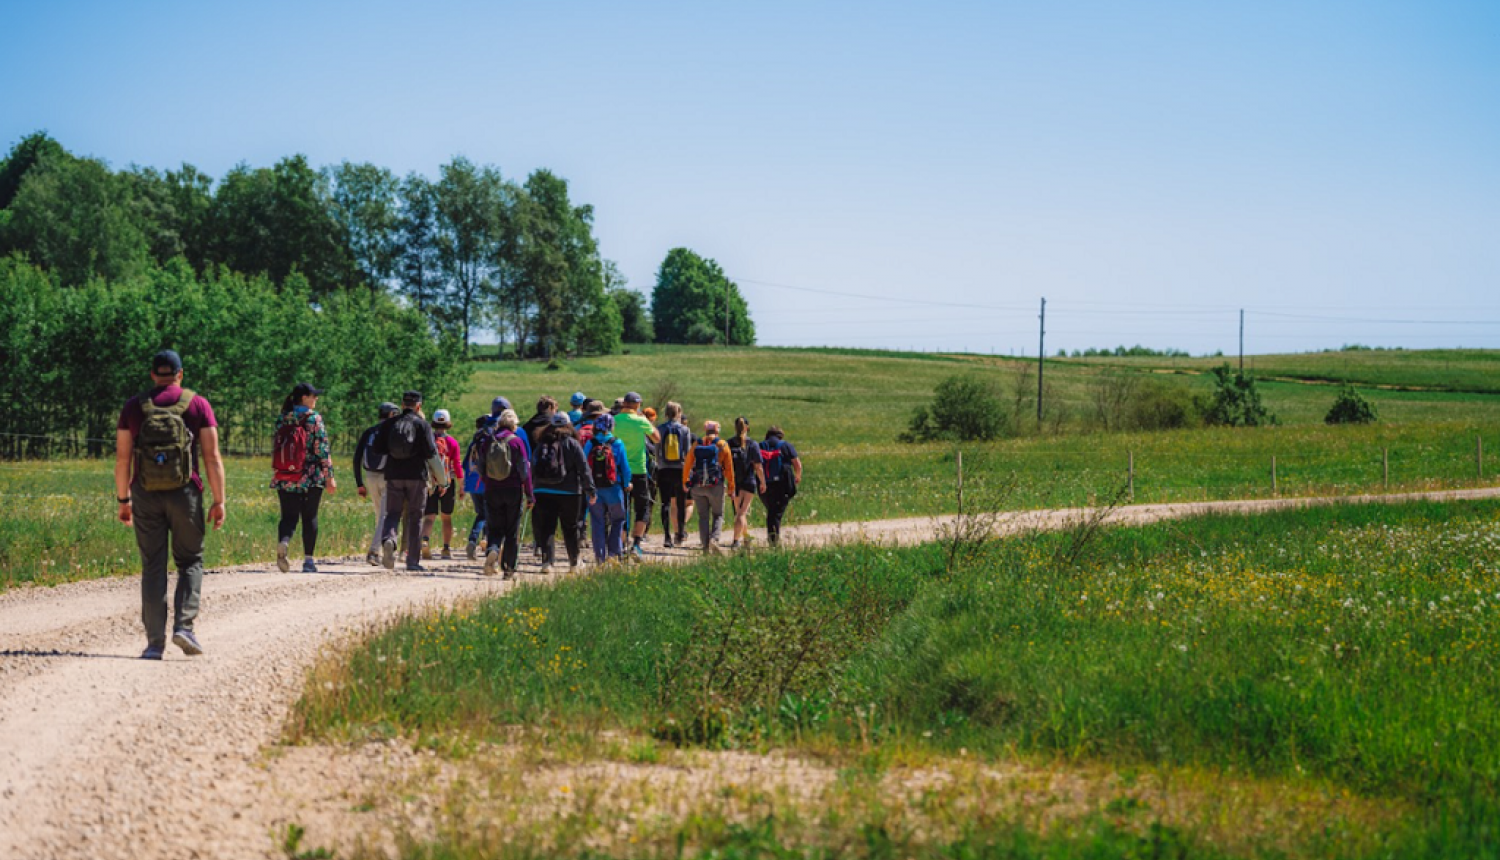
[612,392,660,559]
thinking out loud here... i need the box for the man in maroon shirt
[113,350,228,660]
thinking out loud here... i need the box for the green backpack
[134,390,196,491]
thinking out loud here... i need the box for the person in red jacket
[420,409,465,559]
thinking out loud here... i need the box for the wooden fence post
[1128,450,1135,502]
[1383,447,1389,490]
[1272,455,1278,496]
[1480,436,1485,481]
[956,449,964,517]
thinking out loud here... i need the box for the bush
[1200,364,1275,427]
[1130,379,1201,430]
[1325,384,1378,424]
[899,375,1009,442]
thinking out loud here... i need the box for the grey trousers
[690,483,726,549]
[381,479,428,567]
[365,471,388,554]
[132,481,205,646]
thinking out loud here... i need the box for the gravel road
[2,487,1495,859]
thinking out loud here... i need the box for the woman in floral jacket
[271,382,337,572]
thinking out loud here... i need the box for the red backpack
[589,438,619,488]
[272,413,310,482]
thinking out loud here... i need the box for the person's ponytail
[735,416,749,449]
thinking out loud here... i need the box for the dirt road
[2,487,1495,859]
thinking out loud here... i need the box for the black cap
[151,349,182,376]
[379,401,400,418]
[291,382,324,399]
[623,391,643,404]
[402,390,423,405]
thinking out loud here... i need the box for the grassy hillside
[3,346,1498,588]
[1067,347,1500,393]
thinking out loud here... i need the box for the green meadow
[290,498,1500,858]
[2,346,1498,588]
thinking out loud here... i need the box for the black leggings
[277,488,324,556]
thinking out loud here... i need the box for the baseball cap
[571,392,587,407]
[432,409,452,426]
[290,382,324,399]
[491,396,511,413]
[594,414,615,433]
[550,412,573,427]
[378,401,400,418]
[403,390,423,405]
[623,391,643,404]
[151,349,182,375]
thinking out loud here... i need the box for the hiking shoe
[466,541,478,561]
[539,562,554,575]
[276,541,290,573]
[381,540,396,571]
[421,542,432,561]
[171,628,203,656]
[663,535,673,549]
[631,543,645,561]
[406,563,428,573]
[302,558,318,573]
[483,549,500,577]
[729,540,740,550]
[365,551,381,566]
[440,545,453,560]
[501,567,516,580]
[675,532,687,546]
[141,643,165,661]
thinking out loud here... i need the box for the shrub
[1325,384,1378,424]
[899,374,1009,442]
[1200,364,1275,427]
[1130,379,1201,430]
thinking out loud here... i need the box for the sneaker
[302,558,318,573]
[365,551,381,566]
[729,541,741,551]
[663,535,674,549]
[381,540,396,570]
[421,542,432,561]
[539,562,554,575]
[441,545,453,560]
[406,563,428,573]
[276,541,290,573]
[466,541,478,561]
[631,543,645,561]
[171,628,203,656]
[675,532,687,546]
[501,567,516,580]
[141,643,165,661]
[483,549,500,577]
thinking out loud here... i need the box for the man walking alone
[114,349,227,660]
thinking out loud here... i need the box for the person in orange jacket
[682,420,735,554]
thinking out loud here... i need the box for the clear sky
[5,1,1498,355]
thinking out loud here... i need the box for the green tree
[513,169,617,356]
[1201,364,1276,427]
[650,247,754,345]
[603,260,653,343]
[327,161,400,290]
[899,375,1010,442]
[206,155,354,297]
[1325,384,1378,425]
[1,150,152,285]
[434,157,511,347]
[395,173,443,313]
[0,131,66,212]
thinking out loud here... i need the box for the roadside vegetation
[288,498,1500,857]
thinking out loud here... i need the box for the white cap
[432,409,452,426]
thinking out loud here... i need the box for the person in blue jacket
[581,413,631,563]
[567,392,587,426]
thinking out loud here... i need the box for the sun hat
[432,409,452,427]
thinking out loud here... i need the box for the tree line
[0,132,755,360]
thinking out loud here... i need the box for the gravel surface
[2,487,1495,859]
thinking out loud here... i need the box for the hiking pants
[483,487,524,572]
[532,493,582,566]
[381,479,428,567]
[468,490,487,545]
[690,483,726,549]
[132,480,205,647]
[760,483,795,546]
[657,469,687,536]
[276,488,323,557]
[364,471,388,554]
[589,487,628,562]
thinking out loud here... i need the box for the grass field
[289,498,1500,858]
[2,345,1497,589]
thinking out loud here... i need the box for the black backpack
[388,412,423,460]
[728,437,753,485]
[533,438,568,485]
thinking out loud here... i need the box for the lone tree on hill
[650,247,754,345]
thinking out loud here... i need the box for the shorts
[424,487,457,516]
[630,475,654,522]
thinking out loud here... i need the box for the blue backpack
[760,438,788,485]
[690,440,724,487]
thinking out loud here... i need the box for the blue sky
[5,1,1498,354]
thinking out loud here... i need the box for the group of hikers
[115,349,804,659]
[344,389,804,577]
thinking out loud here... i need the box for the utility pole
[1239,309,1244,372]
[1037,297,1046,425]
[724,281,730,347]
